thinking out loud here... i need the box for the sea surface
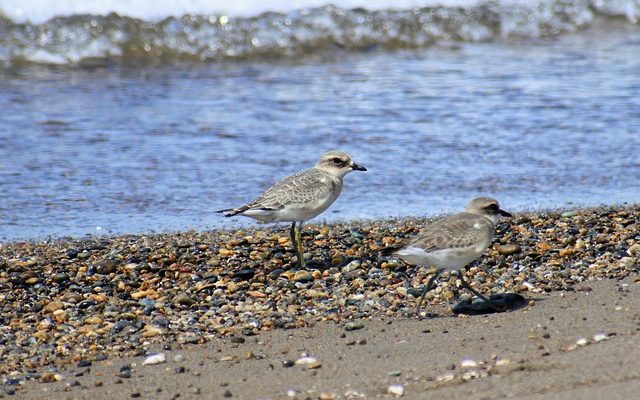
[1,0,639,241]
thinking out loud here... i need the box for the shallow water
[1,23,639,241]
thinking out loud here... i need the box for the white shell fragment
[460,359,478,368]
[142,352,167,365]
[387,384,404,396]
[295,356,318,365]
[593,332,609,342]
[576,337,588,346]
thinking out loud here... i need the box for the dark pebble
[95,259,117,274]
[282,360,294,368]
[118,365,132,379]
[233,269,255,281]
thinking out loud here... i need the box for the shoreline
[2,202,638,245]
[1,204,639,397]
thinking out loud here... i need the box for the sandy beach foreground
[1,205,639,398]
[19,279,640,400]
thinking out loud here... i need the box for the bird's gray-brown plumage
[382,197,512,316]
[216,150,366,267]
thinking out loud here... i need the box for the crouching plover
[216,150,366,268]
[381,197,512,316]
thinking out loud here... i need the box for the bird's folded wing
[406,214,489,252]
[240,168,336,212]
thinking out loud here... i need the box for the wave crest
[1,1,638,66]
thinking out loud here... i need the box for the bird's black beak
[499,209,513,217]
[351,163,367,171]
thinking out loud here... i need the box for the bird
[381,197,512,316]
[216,150,366,268]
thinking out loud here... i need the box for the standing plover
[381,197,512,316]
[216,150,366,268]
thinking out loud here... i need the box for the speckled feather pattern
[398,212,494,253]
[229,168,342,220]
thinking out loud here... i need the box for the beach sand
[19,278,640,399]
[2,206,639,398]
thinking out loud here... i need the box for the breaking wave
[0,0,638,66]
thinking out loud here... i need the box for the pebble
[497,244,521,255]
[142,353,166,365]
[173,354,186,363]
[344,321,364,331]
[0,205,637,379]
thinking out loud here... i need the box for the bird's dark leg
[293,221,306,268]
[289,222,296,251]
[457,270,498,310]
[416,268,443,318]
[289,222,301,268]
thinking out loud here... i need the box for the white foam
[0,0,486,24]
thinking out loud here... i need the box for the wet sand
[18,278,640,399]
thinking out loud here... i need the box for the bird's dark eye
[486,203,499,211]
[332,158,343,165]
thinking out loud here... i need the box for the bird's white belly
[245,192,338,223]
[395,245,486,271]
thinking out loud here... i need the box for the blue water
[1,23,639,241]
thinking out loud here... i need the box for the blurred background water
[0,0,639,241]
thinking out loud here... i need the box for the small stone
[233,269,255,281]
[282,360,295,368]
[44,300,64,313]
[142,353,166,365]
[628,243,640,256]
[95,259,117,274]
[118,365,132,379]
[387,370,402,376]
[223,389,233,397]
[576,337,588,346]
[497,244,521,255]
[247,290,266,298]
[293,270,313,282]
[387,384,404,396]
[41,373,64,383]
[559,248,574,257]
[173,354,186,363]
[344,321,364,331]
[174,294,195,306]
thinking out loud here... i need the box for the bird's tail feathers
[214,208,240,217]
